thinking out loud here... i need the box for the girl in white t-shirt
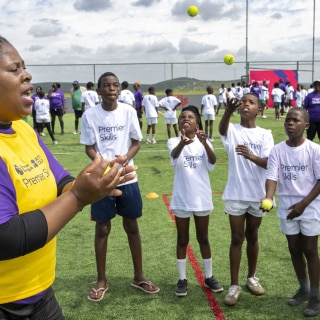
[168,105,223,297]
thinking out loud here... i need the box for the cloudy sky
[0,0,319,84]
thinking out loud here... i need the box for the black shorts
[136,109,143,119]
[0,287,64,320]
[50,109,64,117]
[74,110,83,118]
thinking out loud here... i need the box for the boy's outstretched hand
[70,153,136,207]
[226,97,240,112]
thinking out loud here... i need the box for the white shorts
[165,117,178,125]
[280,219,320,236]
[204,114,215,121]
[218,97,226,103]
[172,209,211,218]
[146,117,158,125]
[224,200,265,217]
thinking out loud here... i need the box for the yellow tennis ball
[224,54,235,65]
[261,199,273,211]
[187,5,198,17]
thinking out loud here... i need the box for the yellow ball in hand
[261,199,273,211]
[103,166,111,175]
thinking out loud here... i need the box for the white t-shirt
[142,94,159,118]
[220,123,274,201]
[259,85,268,100]
[34,98,50,122]
[168,136,214,211]
[271,88,285,103]
[219,87,227,102]
[286,85,294,100]
[80,102,142,185]
[159,96,181,119]
[81,90,99,110]
[201,94,217,116]
[295,91,303,107]
[267,139,320,221]
[118,89,135,107]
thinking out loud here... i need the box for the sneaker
[246,277,265,296]
[224,285,242,306]
[261,115,267,119]
[204,276,224,293]
[288,288,309,306]
[151,138,156,144]
[146,139,151,144]
[175,279,188,297]
[40,132,46,136]
[304,296,320,317]
[73,130,78,134]
[52,141,58,145]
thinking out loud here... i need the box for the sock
[146,134,150,140]
[299,278,310,292]
[177,259,187,280]
[310,288,319,298]
[203,258,212,279]
[152,134,155,140]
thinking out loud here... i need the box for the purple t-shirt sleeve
[0,137,71,224]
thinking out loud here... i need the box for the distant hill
[32,77,241,95]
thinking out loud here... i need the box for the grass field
[32,108,319,320]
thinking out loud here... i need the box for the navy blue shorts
[91,182,142,222]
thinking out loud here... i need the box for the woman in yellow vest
[0,36,135,320]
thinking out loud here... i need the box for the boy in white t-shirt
[159,88,181,139]
[271,82,285,120]
[80,72,159,302]
[201,86,217,141]
[141,86,159,144]
[219,93,274,306]
[263,108,320,317]
[168,105,223,297]
[81,81,100,111]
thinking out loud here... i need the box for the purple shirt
[48,89,65,110]
[250,85,261,97]
[134,89,143,109]
[304,91,320,122]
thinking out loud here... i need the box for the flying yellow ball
[187,5,198,17]
[224,54,235,65]
[261,199,273,211]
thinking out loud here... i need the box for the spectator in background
[304,79,320,141]
[159,88,181,139]
[71,81,86,134]
[285,81,295,111]
[216,83,227,115]
[272,82,285,120]
[295,84,303,108]
[118,81,135,108]
[142,86,159,144]
[259,81,268,118]
[200,86,217,142]
[31,86,45,136]
[48,82,66,135]
[133,81,144,130]
[279,78,287,117]
[81,81,99,111]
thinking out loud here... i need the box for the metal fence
[28,60,320,93]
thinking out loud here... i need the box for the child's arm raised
[219,98,240,136]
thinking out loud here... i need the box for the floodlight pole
[312,0,315,82]
[245,0,249,81]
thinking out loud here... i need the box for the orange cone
[146,192,159,199]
